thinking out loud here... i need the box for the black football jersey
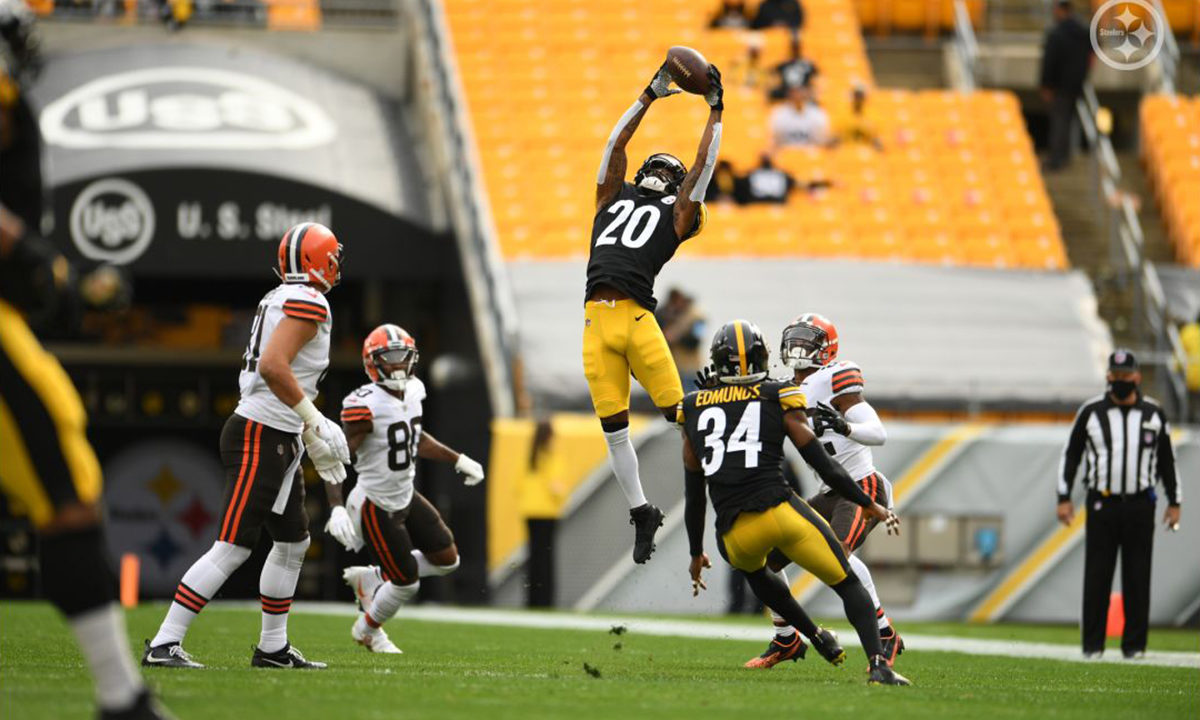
[584,183,682,312]
[679,380,809,534]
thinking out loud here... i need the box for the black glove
[705,65,724,111]
[694,365,719,390]
[811,402,849,436]
[645,62,681,100]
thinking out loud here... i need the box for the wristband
[292,397,321,426]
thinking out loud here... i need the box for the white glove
[294,398,349,484]
[455,453,485,486]
[324,505,358,550]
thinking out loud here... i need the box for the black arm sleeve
[798,440,872,507]
[684,468,707,556]
[1059,407,1089,502]
[1158,425,1181,506]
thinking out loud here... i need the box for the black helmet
[634,153,687,196]
[709,320,770,385]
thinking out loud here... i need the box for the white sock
[411,551,460,577]
[258,537,310,653]
[768,568,797,637]
[71,604,145,711]
[366,580,420,627]
[848,554,890,630]
[152,541,250,647]
[603,426,647,508]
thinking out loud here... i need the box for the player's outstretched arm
[418,431,485,486]
[784,410,898,533]
[675,65,724,239]
[596,64,677,210]
[682,434,711,595]
[824,392,887,446]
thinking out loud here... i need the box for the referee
[1058,349,1182,659]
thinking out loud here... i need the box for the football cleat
[809,627,846,666]
[744,633,808,669]
[140,641,204,669]
[250,643,327,669]
[352,615,403,654]
[630,504,665,564]
[868,654,911,686]
[98,690,176,720]
[343,565,384,610]
[879,625,905,666]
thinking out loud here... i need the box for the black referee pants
[1082,491,1154,655]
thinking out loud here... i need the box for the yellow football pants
[721,496,849,585]
[0,299,102,528]
[582,298,683,417]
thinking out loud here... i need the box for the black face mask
[1108,379,1138,399]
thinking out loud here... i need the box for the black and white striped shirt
[1059,394,1181,505]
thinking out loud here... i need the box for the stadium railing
[1076,85,1190,420]
[407,0,519,417]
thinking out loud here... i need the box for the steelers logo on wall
[102,440,225,596]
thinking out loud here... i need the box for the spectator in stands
[705,160,742,205]
[656,289,707,386]
[768,32,818,101]
[709,0,750,29]
[741,154,796,204]
[751,0,804,30]
[831,81,883,151]
[770,84,831,150]
[1182,312,1200,422]
[520,420,567,608]
[1039,0,1092,171]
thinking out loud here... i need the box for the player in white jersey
[744,313,904,669]
[144,223,349,670]
[323,324,485,654]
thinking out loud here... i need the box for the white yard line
[210,601,1199,669]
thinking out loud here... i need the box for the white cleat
[343,565,383,610]
[352,614,403,654]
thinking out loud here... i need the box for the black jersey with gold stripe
[585,183,706,312]
[679,380,808,533]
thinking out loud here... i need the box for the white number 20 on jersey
[697,402,763,476]
[595,199,661,249]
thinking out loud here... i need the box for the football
[665,46,710,95]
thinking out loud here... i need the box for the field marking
[969,508,1087,622]
[790,423,988,603]
[211,602,1199,670]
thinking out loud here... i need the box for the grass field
[1,602,1196,720]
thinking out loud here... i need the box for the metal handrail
[1153,0,1180,94]
[952,0,980,90]
[409,0,518,417]
[1077,82,1190,419]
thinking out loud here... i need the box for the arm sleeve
[1057,406,1089,502]
[843,401,886,446]
[1158,417,1181,506]
[799,441,872,507]
[597,99,644,184]
[684,467,707,556]
[688,123,722,202]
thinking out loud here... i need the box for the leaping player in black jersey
[584,61,723,563]
[679,321,910,685]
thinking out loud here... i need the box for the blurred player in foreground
[583,60,723,563]
[324,324,485,653]
[680,321,910,685]
[747,314,903,668]
[144,224,349,670]
[0,206,170,719]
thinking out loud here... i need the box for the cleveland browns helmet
[709,319,770,385]
[362,324,418,391]
[277,222,343,292]
[634,153,687,196]
[780,313,839,370]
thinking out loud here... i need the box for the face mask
[1108,379,1137,399]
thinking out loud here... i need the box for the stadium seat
[1140,94,1200,268]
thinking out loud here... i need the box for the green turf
[673,612,1200,652]
[1,602,1196,720]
